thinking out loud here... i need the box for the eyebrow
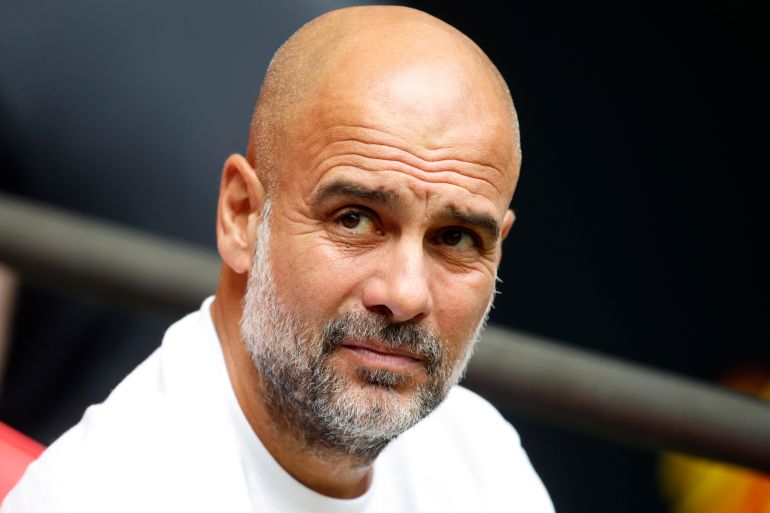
[312,179,403,213]
[312,179,501,241]
[439,207,501,241]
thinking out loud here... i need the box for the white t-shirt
[2,298,554,513]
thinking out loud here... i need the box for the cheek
[432,271,494,343]
[268,232,373,320]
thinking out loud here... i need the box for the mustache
[321,312,443,374]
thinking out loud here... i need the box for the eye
[336,210,377,234]
[439,228,478,250]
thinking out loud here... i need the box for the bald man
[3,7,553,512]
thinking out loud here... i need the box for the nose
[361,239,433,323]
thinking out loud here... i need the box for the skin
[211,6,520,500]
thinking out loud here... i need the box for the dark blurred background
[0,1,767,512]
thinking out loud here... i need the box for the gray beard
[240,199,492,461]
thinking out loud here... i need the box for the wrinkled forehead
[282,56,520,210]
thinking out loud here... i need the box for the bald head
[247,6,520,199]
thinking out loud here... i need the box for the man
[3,6,553,512]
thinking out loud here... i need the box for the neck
[211,268,373,499]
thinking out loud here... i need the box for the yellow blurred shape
[658,373,770,513]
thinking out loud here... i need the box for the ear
[494,209,516,264]
[216,154,267,274]
[501,209,516,240]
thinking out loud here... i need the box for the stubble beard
[240,200,493,462]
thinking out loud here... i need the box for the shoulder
[2,303,246,512]
[377,386,555,512]
[2,348,169,512]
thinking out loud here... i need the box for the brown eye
[341,212,361,229]
[442,229,463,246]
[440,229,476,249]
[336,211,376,234]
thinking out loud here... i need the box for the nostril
[365,304,393,318]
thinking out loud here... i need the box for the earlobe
[216,154,266,274]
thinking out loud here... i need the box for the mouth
[337,338,425,374]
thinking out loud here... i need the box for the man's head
[216,6,520,463]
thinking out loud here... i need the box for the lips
[341,338,423,360]
[338,338,425,373]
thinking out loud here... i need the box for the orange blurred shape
[659,368,770,513]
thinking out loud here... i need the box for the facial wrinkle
[313,149,505,199]
[307,167,505,225]
[318,163,505,202]
[318,140,506,183]
[316,123,510,175]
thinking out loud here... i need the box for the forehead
[278,58,519,214]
